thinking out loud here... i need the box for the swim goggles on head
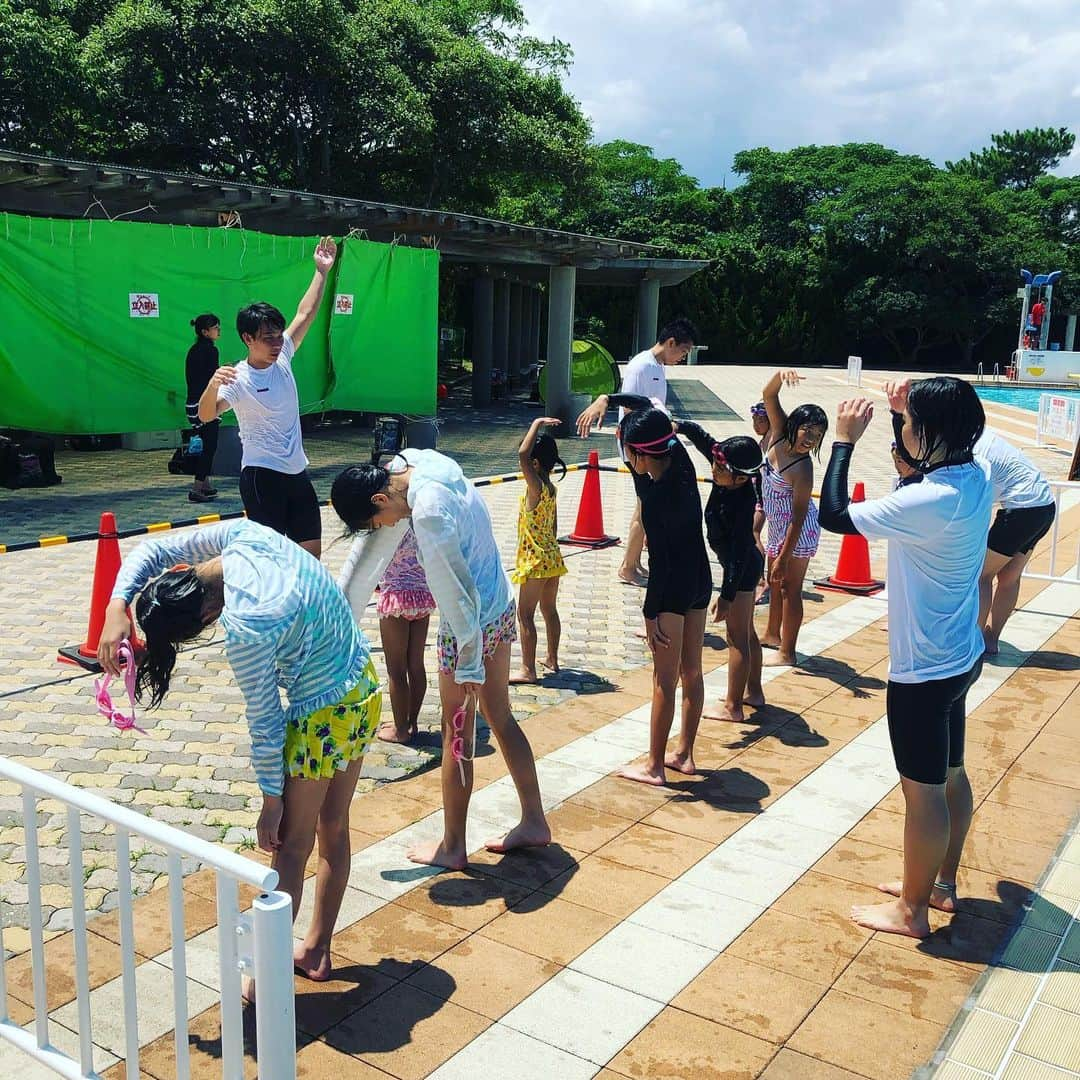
[625,433,677,454]
[750,402,768,417]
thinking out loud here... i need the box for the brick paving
[0,363,1077,1078]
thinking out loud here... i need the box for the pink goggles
[94,639,146,735]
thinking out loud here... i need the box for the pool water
[975,386,1080,412]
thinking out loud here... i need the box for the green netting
[327,239,438,415]
[0,213,439,433]
[538,338,618,402]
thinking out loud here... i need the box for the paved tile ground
[0,364,1077,1078]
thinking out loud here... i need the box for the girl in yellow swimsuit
[510,417,568,684]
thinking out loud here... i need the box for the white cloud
[522,0,1080,184]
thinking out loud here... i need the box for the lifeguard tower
[1012,268,1080,384]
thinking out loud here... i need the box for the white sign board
[129,293,160,318]
[846,355,862,386]
[1015,349,1080,383]
[334,294,354,316]
[1036,393,1080,446]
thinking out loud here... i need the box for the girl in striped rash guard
[98,519,380,994]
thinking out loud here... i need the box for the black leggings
[886,658,983,785]
[193,420,219,482]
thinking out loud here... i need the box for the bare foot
[294,941,333,982]
[617,762,667,786]
[743,691,766,708]
[509,670,539,685]
[541,657,560,673]
[763,651,797,667]
[878,880,956,913]
[485,818,552,853]
[703,701,744,723]
[759,635,782,650]
[851,898,931,938]
[664,750,696,775]
[407,839,468,870]
[376,721,416,745]
[241,974,255,1006]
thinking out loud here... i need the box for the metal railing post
[253,891,297,1080]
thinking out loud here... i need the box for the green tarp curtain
[0,213,438,433]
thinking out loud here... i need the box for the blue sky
[522,0,1080,186]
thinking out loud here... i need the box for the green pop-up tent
[0,213,438,433]
[537,338,619,403]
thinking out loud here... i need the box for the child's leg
[668,607,706,774]
[511,578,543,684]
[705,591,756,722]
[762,552,783,647]
[406,615,430,730]
[378,616,414,742]
[745,604,765,705]
[774,556,809,665]
[539,576,562,671]
[619,612,686,786]
[480,640,551,853]
[408,672,471,870]
[295,754,366,980]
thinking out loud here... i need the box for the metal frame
[1022,481,1080,584]
[0,757,296,1080]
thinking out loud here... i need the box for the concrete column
[492,279,510,381]
[471,275,494,407]
[635,276,661,353]
[545,266,577,422]
[520,290,533,382]
[1066,313,1077,353]
[508,283,524,385]
[530,288,542,368]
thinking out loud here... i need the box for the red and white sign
[334,294,354,316]
[129,293,160,318]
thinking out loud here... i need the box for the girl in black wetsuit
[606,399,711,786]
[678,425,766,723]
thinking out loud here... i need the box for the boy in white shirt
[576,318,698,584]
[199,236,337,559]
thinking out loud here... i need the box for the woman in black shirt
[185,313,221,502]
[678,425,766,723]
[606,397,711,785]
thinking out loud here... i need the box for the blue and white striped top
[112,520,371,796]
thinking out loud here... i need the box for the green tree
[946,127,1075,190]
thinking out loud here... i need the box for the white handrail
[1022,481,1080,584]
[0,758,277,889]
[0,757,295,1080]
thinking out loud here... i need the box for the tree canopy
[1,0,1077,367]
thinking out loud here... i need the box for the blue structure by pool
[975,386,1080,412]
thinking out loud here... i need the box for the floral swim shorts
[284,658,382,781]
[436,602,518,677]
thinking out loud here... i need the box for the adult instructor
[199,237,337,559]
[576,318,698,586]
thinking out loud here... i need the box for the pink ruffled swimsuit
[377,527,436,621]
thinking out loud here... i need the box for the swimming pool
[974,386,1080,412]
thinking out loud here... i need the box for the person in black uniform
[678,425,766,723]
[601,397,711,785]
[185,313,221,503]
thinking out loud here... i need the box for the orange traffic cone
[59,512,133,670]
[814,482,885,595]
[560,450,620,549]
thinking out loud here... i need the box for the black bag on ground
[0,433,61,488]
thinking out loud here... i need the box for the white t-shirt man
[617,349,669,459]
[219,334,308,474]
[849,461,991,683]
[974,430,1053,509]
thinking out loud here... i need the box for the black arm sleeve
[674,419,715,463]
[819,442,861,535]
[608,393,654,412]
[719,488,757,602]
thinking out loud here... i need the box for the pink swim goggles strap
[450,690,477,787]
[94,639,146,735]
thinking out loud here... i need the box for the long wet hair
[784,404,829,458]
[618,408,677,457]
[133,568,207,707]
[905,377,984,469]
[531,433,566,481]
[331,463,391,534]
